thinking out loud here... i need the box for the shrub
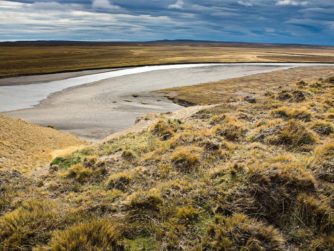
[203,214,285,250]
[0,200,58,250]
[46,219,124,250]
[106,173,132,191]
[171,148,200,172]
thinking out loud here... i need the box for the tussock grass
[2,70,334,249]
[203,214,285,250]
[45,220,124,250]
[0,200,58,250]
[171,147,200,172]
[311,120,334,135]
[270,107,311,121]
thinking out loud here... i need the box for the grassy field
[1,41,334,78]
[1,67,334,250]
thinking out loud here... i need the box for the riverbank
[3,64,289,141]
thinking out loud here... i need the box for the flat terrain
[160,66,334,105]
[1,41,334,78]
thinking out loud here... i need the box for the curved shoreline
[2,63,334,141]
[1,62,333,87]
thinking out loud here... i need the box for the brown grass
[1,67,334,250]
[0,114,87,172]
[1,42,334,78]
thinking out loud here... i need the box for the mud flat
[2,63,329,141]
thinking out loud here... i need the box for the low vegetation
[1,41,334,78]
[1,69,334,250]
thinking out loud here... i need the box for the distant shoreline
[1,62,333,87]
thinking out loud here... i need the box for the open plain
[1,41,334,78]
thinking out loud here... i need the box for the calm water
[0,63,332,113]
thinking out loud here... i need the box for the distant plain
[1,41,334,78]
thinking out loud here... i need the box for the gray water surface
[2,63,333,141]
[1,63,332,113]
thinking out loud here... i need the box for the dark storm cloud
[1,0,334,45]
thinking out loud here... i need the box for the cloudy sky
[1,0,334,45]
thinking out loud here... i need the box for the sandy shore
[0,68,116,86]
[3,65,289,141]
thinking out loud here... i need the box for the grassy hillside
[0,115,87,172]
[1,41,334,78]
[1,68,333,250]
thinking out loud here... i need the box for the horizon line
[0,39,333,47]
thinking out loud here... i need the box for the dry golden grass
[1,42,334,78]
[0,115,87,172]
[1,67,334,250]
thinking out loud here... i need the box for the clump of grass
[122,149,136,161]
[214,124,246,141]
[246,162,316,223]
[311,120,334,135]
[250,120,316,150]
[151,119,179,140]
[129,190,163,212]
[0,200,58,250]
[296,80,308,87]
[210,114,226,125]
[203,214,285,250]
[106,172,132,191]
[277,90,306,102]
[65,160,107,183]
[324,76,334,84]
[295,193,333,233]
[168,131,195,149]
[192,104,235,120]
[270,107,311,122]
[176,206,201,223]
[46,219,124,250]
[213,116,246,141]
[0,170,23,214]
[171,147,200,172]
[310,142,334,182]
[268,120,317,149]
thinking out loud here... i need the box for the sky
[1,0,334,45]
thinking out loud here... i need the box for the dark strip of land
[1,41,334,78]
